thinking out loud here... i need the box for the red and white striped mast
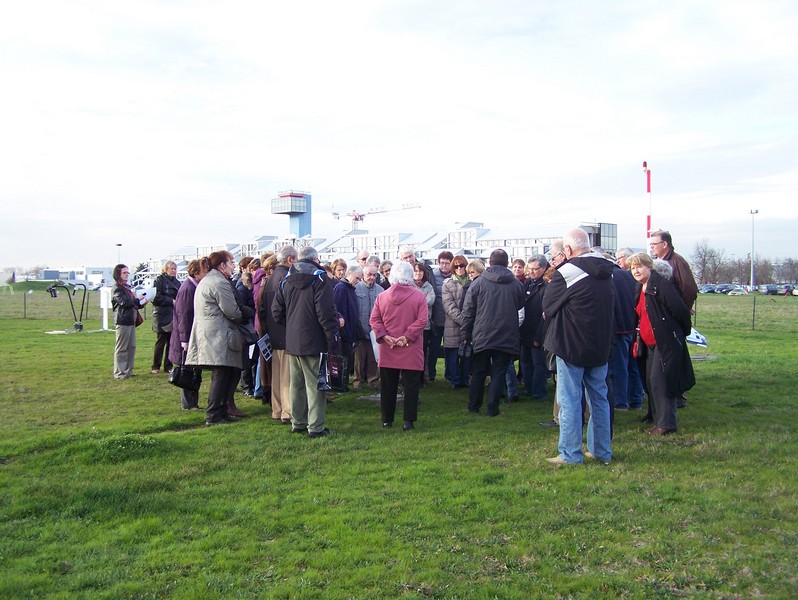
[643,161,652,249]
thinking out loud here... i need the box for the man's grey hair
[366,255,381,267]
[298,246,318,261]
[399,245,416,258]
[390,261,414,286]
[346,265,363,277]
[528,254,549,270]
[616,247,634,259]
[277,245,297,263]
[653,258,673,279]
[549,239,564,255]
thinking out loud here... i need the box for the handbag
[327,353,349,393]
[457,340,473,359]
[237,320,259,345]
[632,330,647,360]
[317,353,332,391]
[168,351,203,391]
[135,310,143,327]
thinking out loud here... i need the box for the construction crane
[332,203,421,231]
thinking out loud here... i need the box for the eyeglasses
[649,241,665,247]
[453,264,466,269]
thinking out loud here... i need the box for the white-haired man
[543,229,614,465]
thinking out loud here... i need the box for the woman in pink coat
[369,261,428,430]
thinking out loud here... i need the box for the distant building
[147,221,617,280]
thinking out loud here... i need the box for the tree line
[690,239,798,285]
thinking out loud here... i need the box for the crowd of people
[110,227,697,462]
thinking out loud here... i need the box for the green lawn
[1,286,797,598]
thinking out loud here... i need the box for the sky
[2,0,797,270]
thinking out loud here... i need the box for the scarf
[453,272,469,286]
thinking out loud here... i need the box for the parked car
[699,284,717,293]
[727,286,748,295]
[761,284,779,295]
[715,284,734,294]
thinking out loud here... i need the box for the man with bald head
[543,228,614,465]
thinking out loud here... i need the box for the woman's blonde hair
[626,252,653,269]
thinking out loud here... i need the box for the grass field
[1,284,797,598]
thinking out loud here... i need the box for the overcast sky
[2,0,797,269]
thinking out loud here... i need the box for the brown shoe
[646,426,676,436]
[227,401,248,418]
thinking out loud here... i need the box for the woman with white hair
[369,261,428,430]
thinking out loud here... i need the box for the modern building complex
[31,191,618,286]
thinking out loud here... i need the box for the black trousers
[380,367,422,424]
[206,366,238,422]
[468,350,512,416]
[152,331,173,371]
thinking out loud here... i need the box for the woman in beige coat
[442,255,470,388]
[186,251,252,426]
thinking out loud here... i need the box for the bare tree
[691,240,724,283]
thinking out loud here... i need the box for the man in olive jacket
[272,246,340,438]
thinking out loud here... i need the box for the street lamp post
[116,243,122,264]
[750,210,758,289]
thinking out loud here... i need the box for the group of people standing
[110,227,698,460]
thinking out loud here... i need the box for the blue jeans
[254,358,263,398]
[520,345,548,398]
[555,357,612,464]
[444,347,469,386]
[504,361,518,399]
[609,333,633,409]
[628,354,645,409]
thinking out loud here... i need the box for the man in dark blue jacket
[461,249,524,417]
[609,262,638,413]
[543,229,614,465]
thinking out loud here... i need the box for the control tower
[271,190,311,238]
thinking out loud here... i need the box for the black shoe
[507,395,519,403]
[676,399,688,408]
[205,418,236,426]
[308,428,331,438]
[402,421,414,431]
[383,422,393,428]
[290,426,308,434]
[538,419,559,427]
[281,418,292,425]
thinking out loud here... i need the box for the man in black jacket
[461,249,524,417]
[272,246,340,438]
[543,229,614,465]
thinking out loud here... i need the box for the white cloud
[1,0,797,268]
